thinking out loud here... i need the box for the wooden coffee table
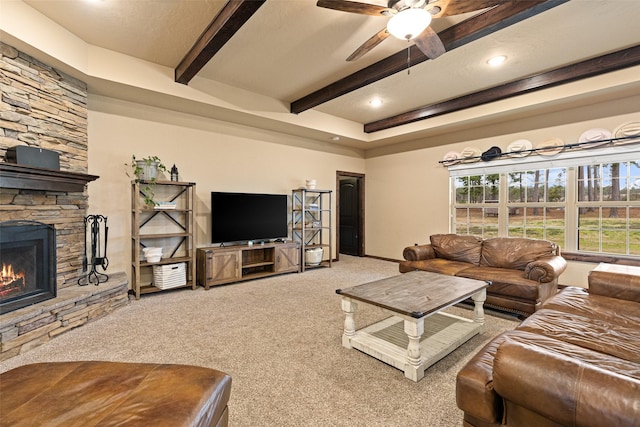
[336,271,490,381]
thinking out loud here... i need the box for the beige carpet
[0,256,519,426]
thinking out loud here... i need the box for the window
[507,168,566,245]
[449,145,640,256]
[452,169,565,247]
[453,174,499,238]
[576,161,640,254]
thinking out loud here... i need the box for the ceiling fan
[317,0,501,61]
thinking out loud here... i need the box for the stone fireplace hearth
[0,165,129,361]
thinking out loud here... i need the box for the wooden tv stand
[196,242,299,289]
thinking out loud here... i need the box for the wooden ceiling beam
[290,0,568,114]
[175,0,266,85]
[365,44,640,133]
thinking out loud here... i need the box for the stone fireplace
[1,40,91,290]
[0,220,56,315]
[0,164,129,361]
[0,42,129,360]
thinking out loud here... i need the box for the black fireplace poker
[78,214,109,286]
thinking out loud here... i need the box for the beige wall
[365,149,451,258]
[365,106,640,288]
[88,94,639,289]
[87,96,365,280]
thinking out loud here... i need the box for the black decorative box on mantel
[6,146,60,170]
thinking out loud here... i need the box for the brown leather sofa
[0,361,232,427]
[456,267,640,427]
[399,234,567,317]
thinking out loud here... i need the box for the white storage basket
[305,248,324,266]
[152,262,186,290]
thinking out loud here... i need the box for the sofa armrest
[588,270,640,303]
[524,255,567,283]
[402,244,435,261]
[456,333,509,424]
[493,338,640,427]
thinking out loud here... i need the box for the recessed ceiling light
[369,98,383,107]
[330,136,340,141]
[487,55,507,67]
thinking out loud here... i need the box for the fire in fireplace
[1,262,26,296]
[0,220,56,315]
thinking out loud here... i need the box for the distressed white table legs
[341,298,357,348]
[337,272,489,382]
[472,288,487,324]
[404,318,425,381]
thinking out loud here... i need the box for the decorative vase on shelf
[128,155,166,183]
[136,160,160,181]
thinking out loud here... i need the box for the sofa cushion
[518,307,640,363]
[455,266,541,301]
[542,285,640,328]
[480,237,556,270]
[500,330,640,380]
[400,258,474,276]
[430,234,482,265]
[589,269,640,302]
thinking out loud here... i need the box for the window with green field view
[576,161,640,254]
[453,174,500,238]
[451,159,640,256]
[507,168,566,245]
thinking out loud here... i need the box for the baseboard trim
[363,254,402,263]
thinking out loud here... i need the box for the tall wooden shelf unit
[292,188,332,272]
[131,180,196,299]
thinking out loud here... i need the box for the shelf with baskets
[291,188,332,272]
[131,180,196,299]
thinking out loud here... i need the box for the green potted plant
[127,155,167,207]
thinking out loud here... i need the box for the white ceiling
[18,0,640,151]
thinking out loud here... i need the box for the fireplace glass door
[0,221,56,314]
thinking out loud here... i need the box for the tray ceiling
[20,0,640,151]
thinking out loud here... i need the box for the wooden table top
[336,271,490,319]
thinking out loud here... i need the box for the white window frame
[449,144,640,255]
[505,167,567,243]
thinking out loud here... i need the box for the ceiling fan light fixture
[387,8,432,41]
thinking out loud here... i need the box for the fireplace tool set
[78,215,109,286]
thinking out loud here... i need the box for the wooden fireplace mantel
[0,163,99,192]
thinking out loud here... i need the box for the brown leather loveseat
[456,266,640,427]
[399,234,567,317]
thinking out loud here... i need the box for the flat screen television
[211,192,288,244]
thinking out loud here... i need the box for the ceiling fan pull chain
[407,44,411,75]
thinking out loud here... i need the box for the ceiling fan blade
[346,27,390,61]
[413,27,446,59]
[428,0,501,19]
[316,0,390,16]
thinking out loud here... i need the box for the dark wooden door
[339,177,361,256]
